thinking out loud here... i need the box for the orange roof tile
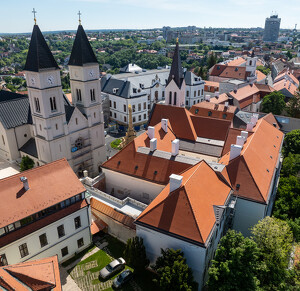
[91,198,135,229]
[210,93,229,104]
[190,101,237,121]
[0,159,86,228]
[136,161,232,245]
[0,256,61,291]
[220,118,284,203]
[190,115,231,141]
[149,104,197,141]
[225,57,246,66]
[256,70,266,82]
[102,138,192,185]
[204,80,220,88]
[273,79,298,95]
[65,93,72,104]
[274,71,299,86]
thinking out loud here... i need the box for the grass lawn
[69,234,158,291]
[110,138,122,150]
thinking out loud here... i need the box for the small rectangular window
[77,238,84,248]
[124,104,126,112]
[144,102,146,110]
[144,114,146,119]
[57,225,65,238]
[74,216,81,229]
[39,233,48,247]
[133,117,136,123]
[19,243,29,258]
[113,101,116,109]
[124,116,127,122]
[138,115,141,121]
[138,103,141,111]
[132,105,136,112]
[61,246,68,257]
[114,112,117,118]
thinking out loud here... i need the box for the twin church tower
[24,18,106,177]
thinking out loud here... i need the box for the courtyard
[61,235,157,291]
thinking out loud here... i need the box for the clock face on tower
[89,70,95,78]
[47,75,55,85]
[30,77,36,86]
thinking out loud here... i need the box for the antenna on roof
[32,8,37,25]
[78,10,82,25]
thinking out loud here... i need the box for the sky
[1,0,299,33]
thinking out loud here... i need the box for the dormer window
[208,111,212,116]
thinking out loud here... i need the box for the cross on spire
[32,8,37,25]
[78,11,82,24]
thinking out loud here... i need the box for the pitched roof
[0,200,87,249]
[136,161,231,245]
[68,25,98,66]
[274,71,299,86]
[102,124,193,184]
[273,79,298,96]
[148,104,197,141]
[209,93,229,104]
[190,101,237,121]
[91,198,135,229]
[166,42,184,88]
[220,118,284,203]
[0,90,32,129]
[19,138,38,158]
[210,64,249,80]
[24,25,59,72]
[0,256,61,291]
[0,158,86,228]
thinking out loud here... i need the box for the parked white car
[99,257,126,280]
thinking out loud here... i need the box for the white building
[101,43,204,130]
[0,159,91,266]
[4,23,107,177]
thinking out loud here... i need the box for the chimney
[83,170,88,177]
[169,174,183,193]
[250,113,259,125]
[236,135,245,146]
[230,144,243,161]
[205,94,211,101]
[241,130,248,139]
[148,126,155,139]
[273,123,277,127]
[161,119,168,133]
[246,122,254,131]
[234,89,237,94]
[225,101,229,107]
[172,139,180,156]
[150,138,157,151]
[20,176,29,191]
[215,91,220,98]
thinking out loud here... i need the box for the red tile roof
[91,198,135,229]
[149,104,197,141]
[136,161,232,245]
[190,101,237,121]
[0,256,61,291]
[190,115,231,141]
[0,158,86,228]
[209,93,229,104]
[220,118,284,203]
[273,79,298,96]
[0,200,88,248]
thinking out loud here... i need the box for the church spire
[68,24,98,66]
[166,40,184,88]
[24,24,59,72]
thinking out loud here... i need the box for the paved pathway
[60,241,108,291]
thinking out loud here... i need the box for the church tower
[24,23,70,164]
[246,51,257,83]
[165,40,186,107]
[68,19,106,176]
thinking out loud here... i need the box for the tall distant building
[263,14,281,42]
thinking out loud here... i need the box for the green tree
[283,129,300,155]
[153,248,197,291]
[251,217,293,289]
[123,237,149,272]
[286,92,300,118]
[261,91,286,115]
[19,155,35,171]
[207,230,260,291]
[257,65,270,76]
[207,52,217,69]
[280,153,300,178]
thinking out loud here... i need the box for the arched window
[249,60,252,66]
[155,91,159,102]
[50,97,57,111]
[34,98,40,112]
[169,92,172,105]
[75,137,84,150]
[76,89,82,101]
[90,89,95,101]
[173,92,177,105]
